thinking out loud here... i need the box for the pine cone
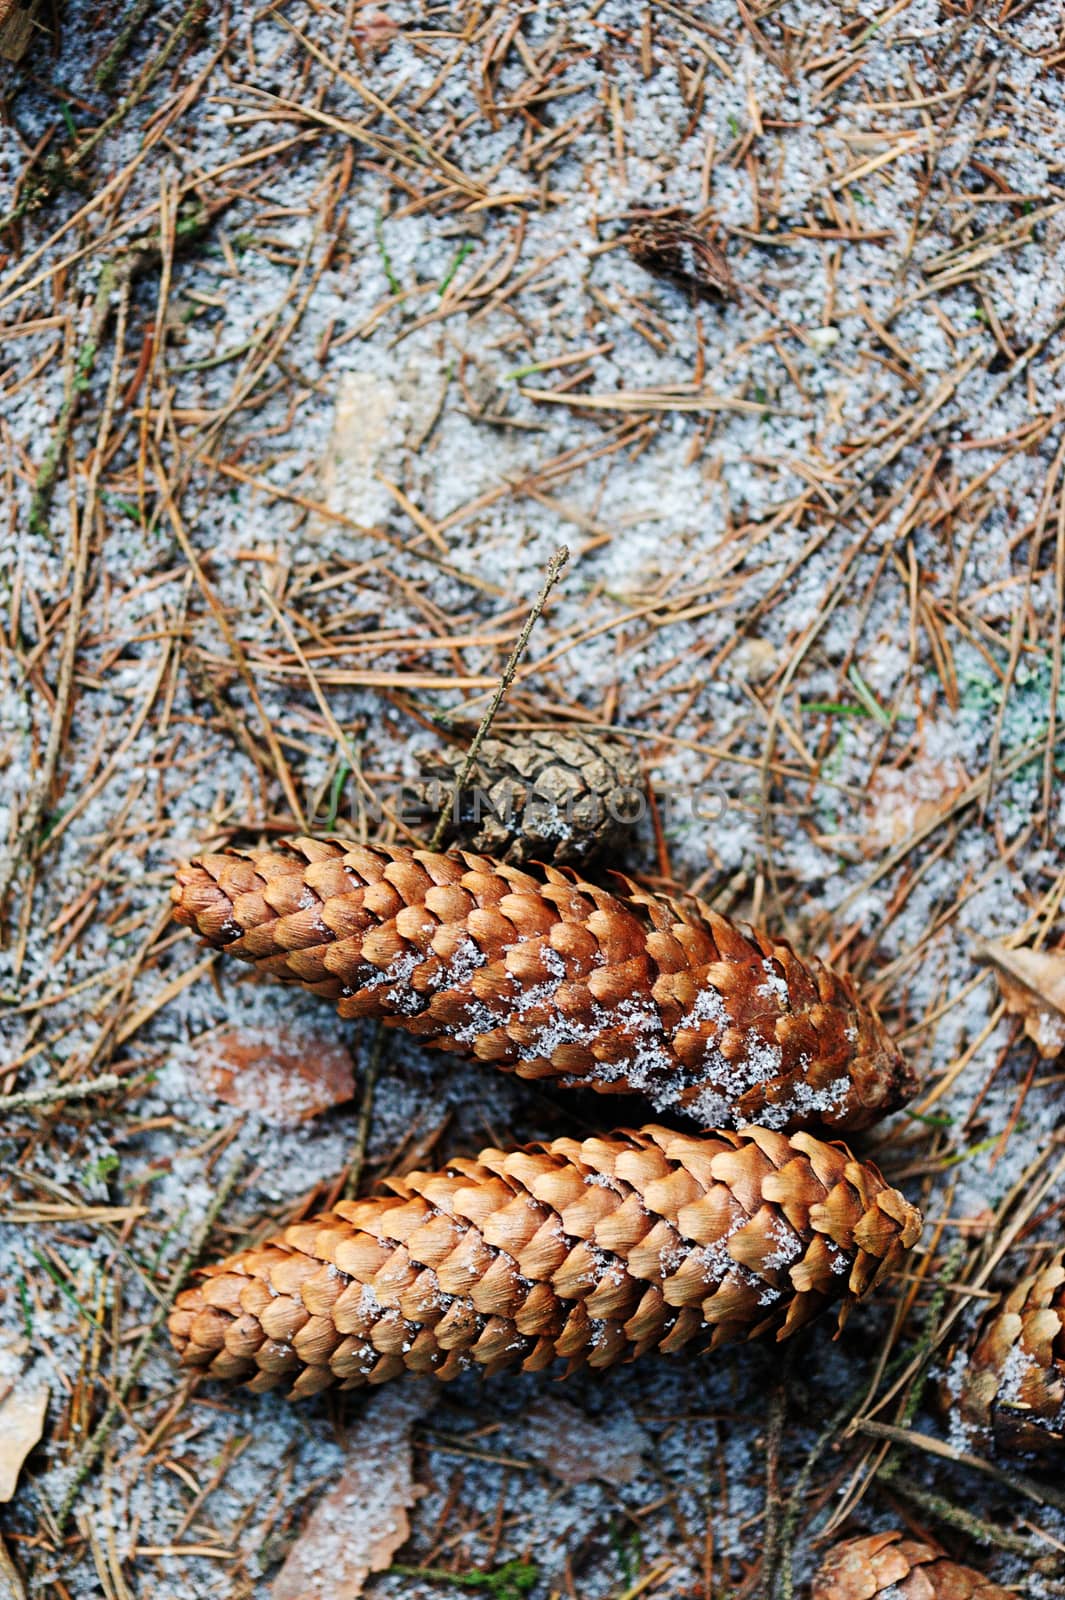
[168,1123,922,1398]
[813,1531,1010,1599]
[627,214,735,302]
[171,838,914,1134]
[950,1253,1065,1453]
[410,728,642,867]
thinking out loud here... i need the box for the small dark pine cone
[411,728,643,867]
[814,1531,1011,1599]
[949,1252,1065,1453]
[626,213,734,302]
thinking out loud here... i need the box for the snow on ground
[1,1,1064,1595]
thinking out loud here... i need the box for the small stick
[71,0,206,169]
[761,1350,792,1597]
[94,0,157,89]
[0,278,130,913]
[0,1074,122,1114]
[428,546,569,851]
[342,1025,385,1201]
[877,1464,1037,1558]
[856,1418,1065,1514]
[53,1149,245,1533]
[28,260,122,538]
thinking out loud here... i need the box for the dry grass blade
[521,385,802,417]
[852,1419,1065,1514]
[53,1150,246,1533]
[0,1075,122,1115]
[0,281,130,913]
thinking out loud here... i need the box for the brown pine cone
[171,837,914,1134]
[813,1531,1011,1599]
[950,1252,1064,1453]
[410,728,642,866]
[168,1123,922,1398]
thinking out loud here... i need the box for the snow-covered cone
[169,1123,922,1398]
[172,838,914,1134]
[951,1253,1065,1453]
[410,727,642,866]
[814,1531,1011,1599]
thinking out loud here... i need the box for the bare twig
[856,1419,1065,1514]
[877,1467,1038,1558]
[94,0,159,89]
[342,1026,385,1201]
[428,546,570,850]
[28,261,122,538]
[761,1352,791,1597]
[0,1075,122,1115]
[53,1149,246,1533]
[0,277,130,913]
[70,0,208,170]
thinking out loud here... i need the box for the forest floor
[1,2,1065,1597]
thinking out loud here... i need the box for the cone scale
[813,1531,1012,1599]
[953,1252,1065,1453]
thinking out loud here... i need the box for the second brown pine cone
[169,1123,921,1399]
[171,837,914,1134]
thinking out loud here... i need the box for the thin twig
[342,1025,385,1201]
[761,1351,791,1597]
[855,1419,1065,1515]
[152,452,308,830]
[0,277,130,913]
[53,1148,246,1533]
[877,1465,1038,1558]
[429,546,569,850]
[94,0,157,89]
[28,260,122,537]
[71,0,207,169]
[0,1075,122,1115]
[775,1356,913,1599]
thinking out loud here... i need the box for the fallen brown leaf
[271,1388,429,1600]
[193,1024,355,1123]
[973,938,1065,1059]
[0,1384,48,1502]
[353,8,397,53]
[863,754,968,855]
[522,1398,649,1485]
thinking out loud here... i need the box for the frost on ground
[1,0,1064,1596]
